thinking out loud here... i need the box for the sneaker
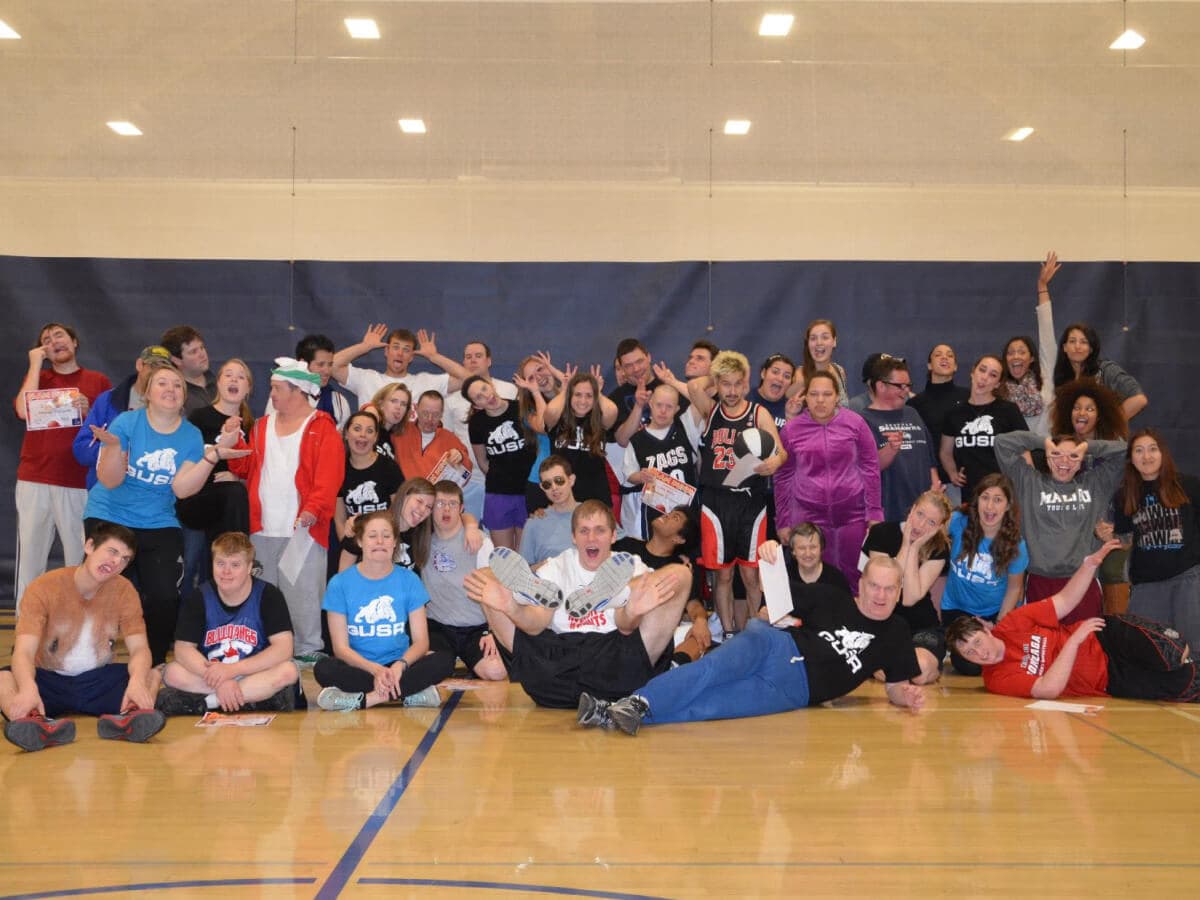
[294,650,329,669]
[402,685,442,708]
[154,686,208,717]
[565,552,636,619]
[608,695,649,736]
[3,714,76,752]
[97,708,167,743]
[489,546,563,609]
[244,685,297,713]
[317,686,364,712]
[576,692,613,729]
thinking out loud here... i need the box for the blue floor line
[0,877,317,900]
[314,690,464,899]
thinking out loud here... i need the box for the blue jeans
[639,619,810,724]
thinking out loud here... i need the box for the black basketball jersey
[630,421,698,489]
[699,400,766,493]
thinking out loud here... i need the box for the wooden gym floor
[1,606,1199,899]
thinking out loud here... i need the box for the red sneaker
[3,714,77,752]
[97,708,166,743]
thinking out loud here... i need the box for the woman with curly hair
[859,490,953,683]
[1103,430,1200,653]
[541,365,619,507]
[1051,378,1128,444]
[941,474,1029,675]
[362,382,413,467]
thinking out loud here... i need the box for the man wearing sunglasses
[518,455,579,568]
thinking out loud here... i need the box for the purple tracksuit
[773,408,883,591]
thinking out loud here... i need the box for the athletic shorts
[1097,614,1200,702]
[427,619,489,672]
[483,492,528,531]
[504,628,672,709]
[3,664,131,718]
[911,626,946,670]
[699,489,769,569]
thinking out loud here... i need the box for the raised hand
[415,329,438,358]
[361,323,389,350]
[1038,251,1061,291]
[589,364,605,393]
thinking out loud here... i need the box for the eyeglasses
[433,500,461,509]
[540,475,568,490]
[880,380,913,391]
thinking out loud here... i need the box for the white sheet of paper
[1025,699,1104,714]
[759,552,794,624]
[721,453,761,488]
[278,526,314,585]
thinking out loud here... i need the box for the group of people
[5,251,1199,751]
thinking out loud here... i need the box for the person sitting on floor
[947,539,1199,703]
[463,500,692,709]
[155,531,301,716]
[577,555,925,735]
[421,480,507,681]
[314,510,455,711]
[0,523,165,752]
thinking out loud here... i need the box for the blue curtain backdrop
[3,254,1197,603]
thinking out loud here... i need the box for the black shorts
[1097,614,1200,702]
[912,626,946,668]
[506,628,672,709]
[1,664,131,718]
[427,619,489,672]
[699,489,769,569]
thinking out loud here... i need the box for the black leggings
[86,518,182,667]
[313,651,455,700]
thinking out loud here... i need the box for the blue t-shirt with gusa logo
[323,564,429,665]
[83,407,204,530]
[942,511,1029,617]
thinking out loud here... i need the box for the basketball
[733,427,775,460]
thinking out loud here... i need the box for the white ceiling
[1,1,1197,188]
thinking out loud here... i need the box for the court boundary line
[1071,712,1200,781]
[314,689,464,899]
[0,877,316,900]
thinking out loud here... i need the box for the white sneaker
[317,687,364,712]
[402,685,442,708]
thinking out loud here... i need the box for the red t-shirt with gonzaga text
[982,599,1110,698]
[17,368,111,489]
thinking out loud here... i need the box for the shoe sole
[4,718,76,752]
[565,552,636,618]
[490,547,563,609]
[97,710,166,743]
[576,693,610,729]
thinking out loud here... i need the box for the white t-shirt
[258,412,313,536]
[538,547,649,635]
[343,364,450,409]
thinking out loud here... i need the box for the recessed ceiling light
[724,119,751,136]
[107,121,143,136]
[0,19,20,39]
[758,14,794,37]
[345,18,380,40]
[398,118,426,134]
[1005,127,1035,142]
[1109,29,1145,50]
